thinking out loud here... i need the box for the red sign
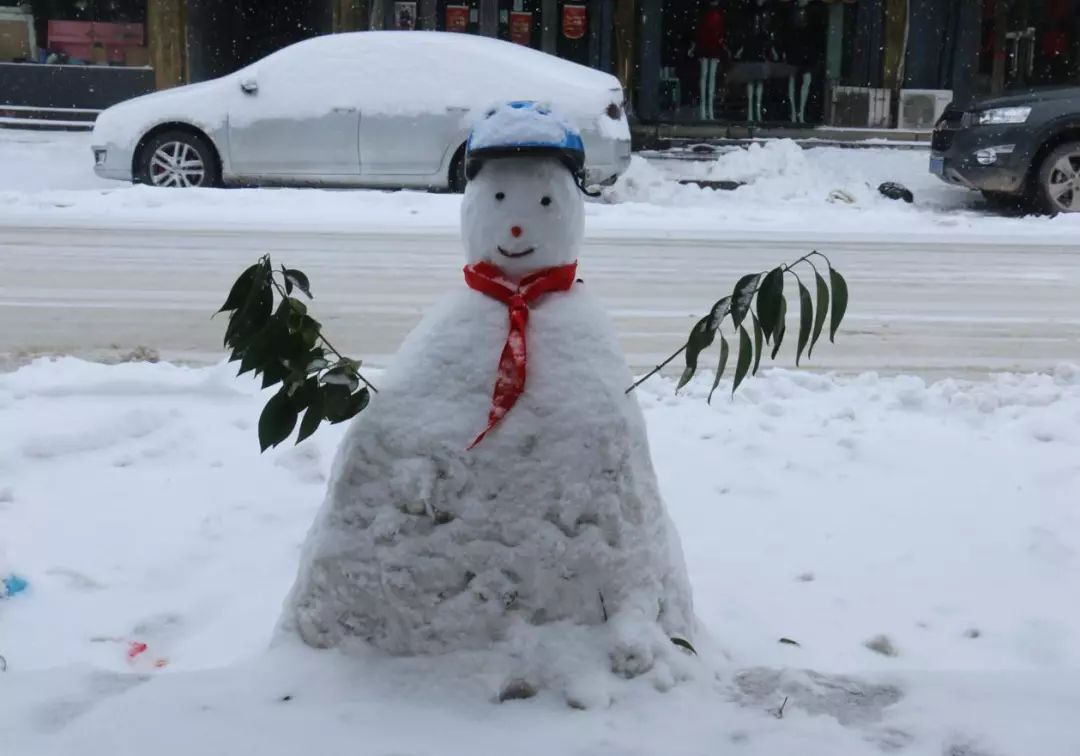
[445,5,469,32]
[562,4,586,40]
[509,11,532,46]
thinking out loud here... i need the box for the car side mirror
[240,78,258,95]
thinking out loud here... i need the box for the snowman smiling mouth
[497,246,536,259]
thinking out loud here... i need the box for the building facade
[1,0,1079,126]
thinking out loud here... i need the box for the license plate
[929,156,945,176]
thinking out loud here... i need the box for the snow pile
[3,358,1080,754]
[281,156,693,702]
[608,140,978,212]
[5,131,1080,242]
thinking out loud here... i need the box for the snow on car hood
[92,78,229,149]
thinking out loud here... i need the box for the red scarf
[463,260,578,448]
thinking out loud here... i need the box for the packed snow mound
[281,160,693,697]
[605,140,980,211]
[8,131,1080,241]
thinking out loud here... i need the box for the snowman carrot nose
[511,226,523,238]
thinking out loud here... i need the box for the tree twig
[625,344,688,395]
[775,696,789,719]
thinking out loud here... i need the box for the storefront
[2,0,1077,128]
[0,0,155,115]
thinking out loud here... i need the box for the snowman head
[460,102,586,280]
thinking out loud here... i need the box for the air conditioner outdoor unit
[898,89,953,131]
[829,86,892,129]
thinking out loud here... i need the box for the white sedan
[91,31,631,191]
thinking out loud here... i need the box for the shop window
[497,0,542,49]
[436,0,481,33]
[657,0,842,125]
[0,0,147,66]
[557,0,588,65]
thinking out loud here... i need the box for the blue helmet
[465,101,587,182]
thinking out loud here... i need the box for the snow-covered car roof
[244,31,623,119]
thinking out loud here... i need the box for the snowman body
[280,151,694,676]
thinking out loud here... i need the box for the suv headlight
[974,106,1032,125]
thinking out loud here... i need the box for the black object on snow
[878,182,914,203]
[679,179,746,191]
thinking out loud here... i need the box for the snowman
[279,102,696,700]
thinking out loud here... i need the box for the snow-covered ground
[3,129,1080,755]
[3,358,1080,755]
[3,129,1080,241]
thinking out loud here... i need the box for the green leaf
[708,296,732,331]
[676,315,715,391]
[755,267,785,343]
[258,389,298,451]
[707,333,730,404]
[284,268,313,299]
[223,259,273,349]
[670,637,697,655]
[751,312,764,376]
[770,296,788,360]
[321,383,353,422]
[795,280,813,367]
[260,359,288,389]
[322,384,369,424]
[322,365,360,393]
[809,270,830,358]
[300,319,321,350]
[829,267,849,343]
[730,273,762,330]
[284,369,308,398]
[296,389,324,444]
[306,356,330,373]
[732,326,752,395]
[218,263,259,313]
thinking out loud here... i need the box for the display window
[0,0,146,66]
[436,0,482,33]
[657,0,848,125]
[497,0,543,48]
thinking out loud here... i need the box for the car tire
[136,130,221,189]
[1034,141,1080,214]
[448,147,467,194]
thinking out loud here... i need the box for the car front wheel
[136,130,221,188]
[1035,141,1080,213]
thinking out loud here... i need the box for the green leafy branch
[626,251,849,401]
[218,255,376,451]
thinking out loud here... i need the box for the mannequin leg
[799,72,812,123]
[707,59,719,119]
[753,82,764,123]
[788,76,797,122]
[699,59,709,120]
[745,82,754,123]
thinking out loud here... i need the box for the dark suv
[930,86,1080,213]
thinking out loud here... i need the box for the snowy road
[2,223,1078,376]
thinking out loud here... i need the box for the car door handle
[332,106,358,113]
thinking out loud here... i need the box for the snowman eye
[495,192,505,201]
[540,196,552,207]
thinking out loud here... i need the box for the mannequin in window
[692,0,727,120]
[732,0,778,123]
[784,0,815,123]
